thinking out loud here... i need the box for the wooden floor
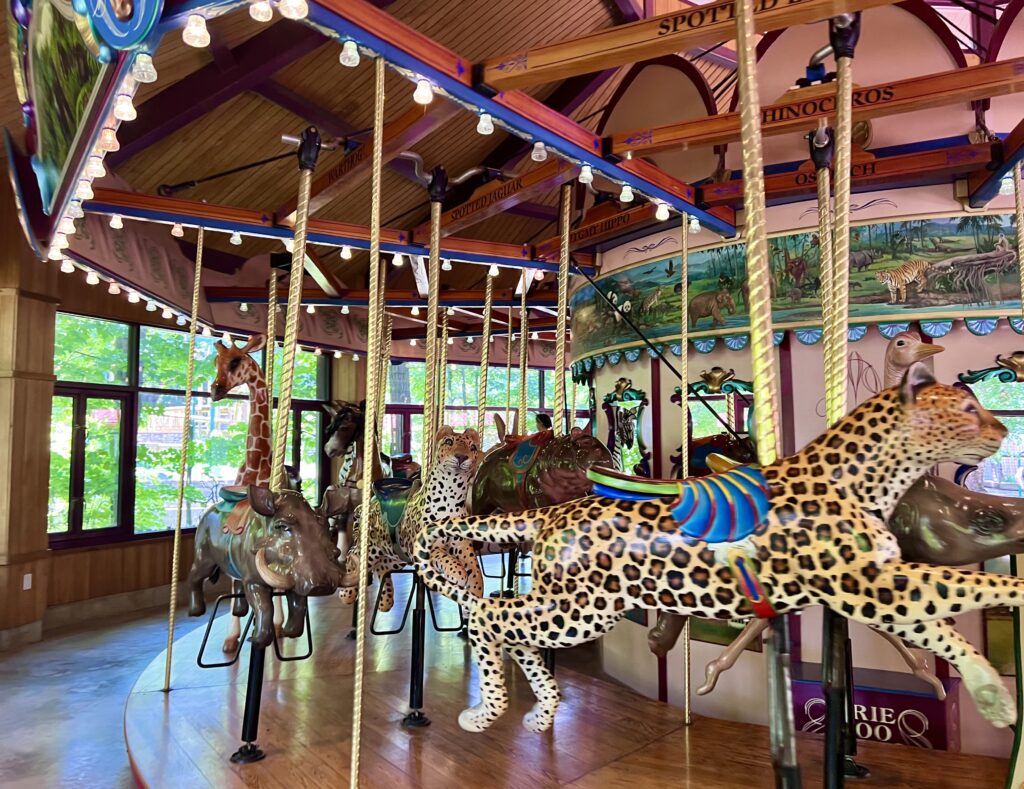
[126,582,1011,788]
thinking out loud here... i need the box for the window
[47,314,329,546]
[384,360,592,463]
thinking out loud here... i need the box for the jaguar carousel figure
[417,364,1023,734]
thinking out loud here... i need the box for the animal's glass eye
[964,402,978,415]
[443,437,454,445]
[896,340,905,346]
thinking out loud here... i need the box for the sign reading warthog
[188,486,355,647]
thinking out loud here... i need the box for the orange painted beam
[611,57,1024,156]
[277,102,460,224]
[414,159,576,240]
[701,143,995,206]
[534,203,659,261]
[481,0,898,92]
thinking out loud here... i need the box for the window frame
[48,312,330,549]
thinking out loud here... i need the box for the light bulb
[276,0,307,20]
[113,93,136,122]
[98,127,119,153]
[340,245,352,260]
[306,304,316,314]
[411,305,420,316]
[333,350,342,359]
[689,216,701,234]
[392,253,404,267]
[579,165,594,185]
[75,179,94,200]
[488,264,499,277]
[249,0,273,22]
[58,216,76,235]
[107,282,121,295]
[48,246,63,261]
[132,52,158,84]
[412,78,433,105]
[161,307,173,319]
[447,336,454,345]
[466,336,474,344]
[53,232,69,249]
[410,338,418,346]
[534,269,544,281]
[1000,174,1015,196]
[202,326,213,338]
[339,40,360,67]
[222,332,232,344]
[109,214,123,229]
[314,347,322,356]
[60,259,75,273]
[352,353,360,362]
[229,231,242,245]
[182,15,210,48]
[146,301,157,312]
[619,184,634,203]
[282,238,294,253]
[655,202,670,222]
[176,315,187,326]
[127,291,140,303]
[341,305,350,315]
[171,223,184,238]
[476,113,494,135]
[531,331,539,340]
[490,335,495,343]
[85,155,106,179]
[446,306,455,316]
[441,259,452,271]
[86,271,100,286]
[67,201,85,219]
[239,302,249,313]
[531,142,547,162]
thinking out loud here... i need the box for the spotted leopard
[417,364,1018,733]
[340,426,484,615]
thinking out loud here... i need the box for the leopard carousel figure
[340,426,484,616]
[417,364,1022,734]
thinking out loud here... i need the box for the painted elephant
[689,289,735,329]
[188,486,355,647]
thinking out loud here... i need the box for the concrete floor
[0,607,181,789]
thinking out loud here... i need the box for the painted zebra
[875,258,929,304]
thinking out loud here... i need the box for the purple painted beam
[508,201,559,221]
[109,21,324,166]
[255,80,361,140]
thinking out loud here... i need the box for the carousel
[4,0,1024,786]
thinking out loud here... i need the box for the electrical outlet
[22,573,32,591]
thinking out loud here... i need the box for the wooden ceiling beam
[702,142,996,206]
[276,102,460,224]
[204,286,560,309]
[412,159,576,240]
[254,80,363,140]
[534,203,660,260]
[611,57,1024,156]
[302,247,348,297]
[108,21,323,166]
[967,116,1024,207]
[480,0,897,92]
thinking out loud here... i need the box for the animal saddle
[586,465,771,545]
[373,478,417,553]
[216,486,252,535]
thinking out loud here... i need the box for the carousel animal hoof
[696,663,721,696]
[458,703,498,732]
[221,635,240,654]
[522,703,554,733]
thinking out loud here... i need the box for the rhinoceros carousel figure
[187,485,356,647]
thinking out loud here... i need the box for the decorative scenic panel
[571,214,1020,358]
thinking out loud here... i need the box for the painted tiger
[874,258,929,304]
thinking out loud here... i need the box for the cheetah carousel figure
[340,426,484,617]
[417,363,1022,733]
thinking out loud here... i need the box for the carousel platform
[125,587,1009,788]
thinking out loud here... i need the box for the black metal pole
[822,608,846,789]
[504,546,519,598]
[230,642,267,764]
[347,593,358,639]
[842,633,869,779]
[401,574,430,727]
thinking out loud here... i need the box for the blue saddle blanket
[590,466,770,544]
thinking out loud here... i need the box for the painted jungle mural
[570,213,1020,358]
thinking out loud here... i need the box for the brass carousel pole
[422,168,446,470]
[735,0,798,783]
[518,285,529,430]
[438,313,449,422]
[265,268,277,405]
[551,183,572,437]
[505,305,514,431]
[678,214,692,726]
[162,227,205,692]
[477,276,494,436]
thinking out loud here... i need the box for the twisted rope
[265,268,277,402]
[1015,163,1024,326]
[423,201,442,469]
[736,0,779,466]
[552,183,572,436]
[826,57,853,426]
[439,312,449,422]
[518,286,529,430]
[377,315,392,445]
[678,214,692,726]
[477,276,494,435]
[817,158,838,424]
[162,226,204,692]
[350,55,386,789]
[505,306,513,430]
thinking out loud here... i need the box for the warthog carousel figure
[188,485,355,647]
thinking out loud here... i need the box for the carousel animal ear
[464,428,481,446]
[436,425,455,442]
[248,485,276,516]
[322,402,340,417]
[243,334,266,354]
[899,361,936,406]
[494,414,506,442]
[215,339,230,353]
